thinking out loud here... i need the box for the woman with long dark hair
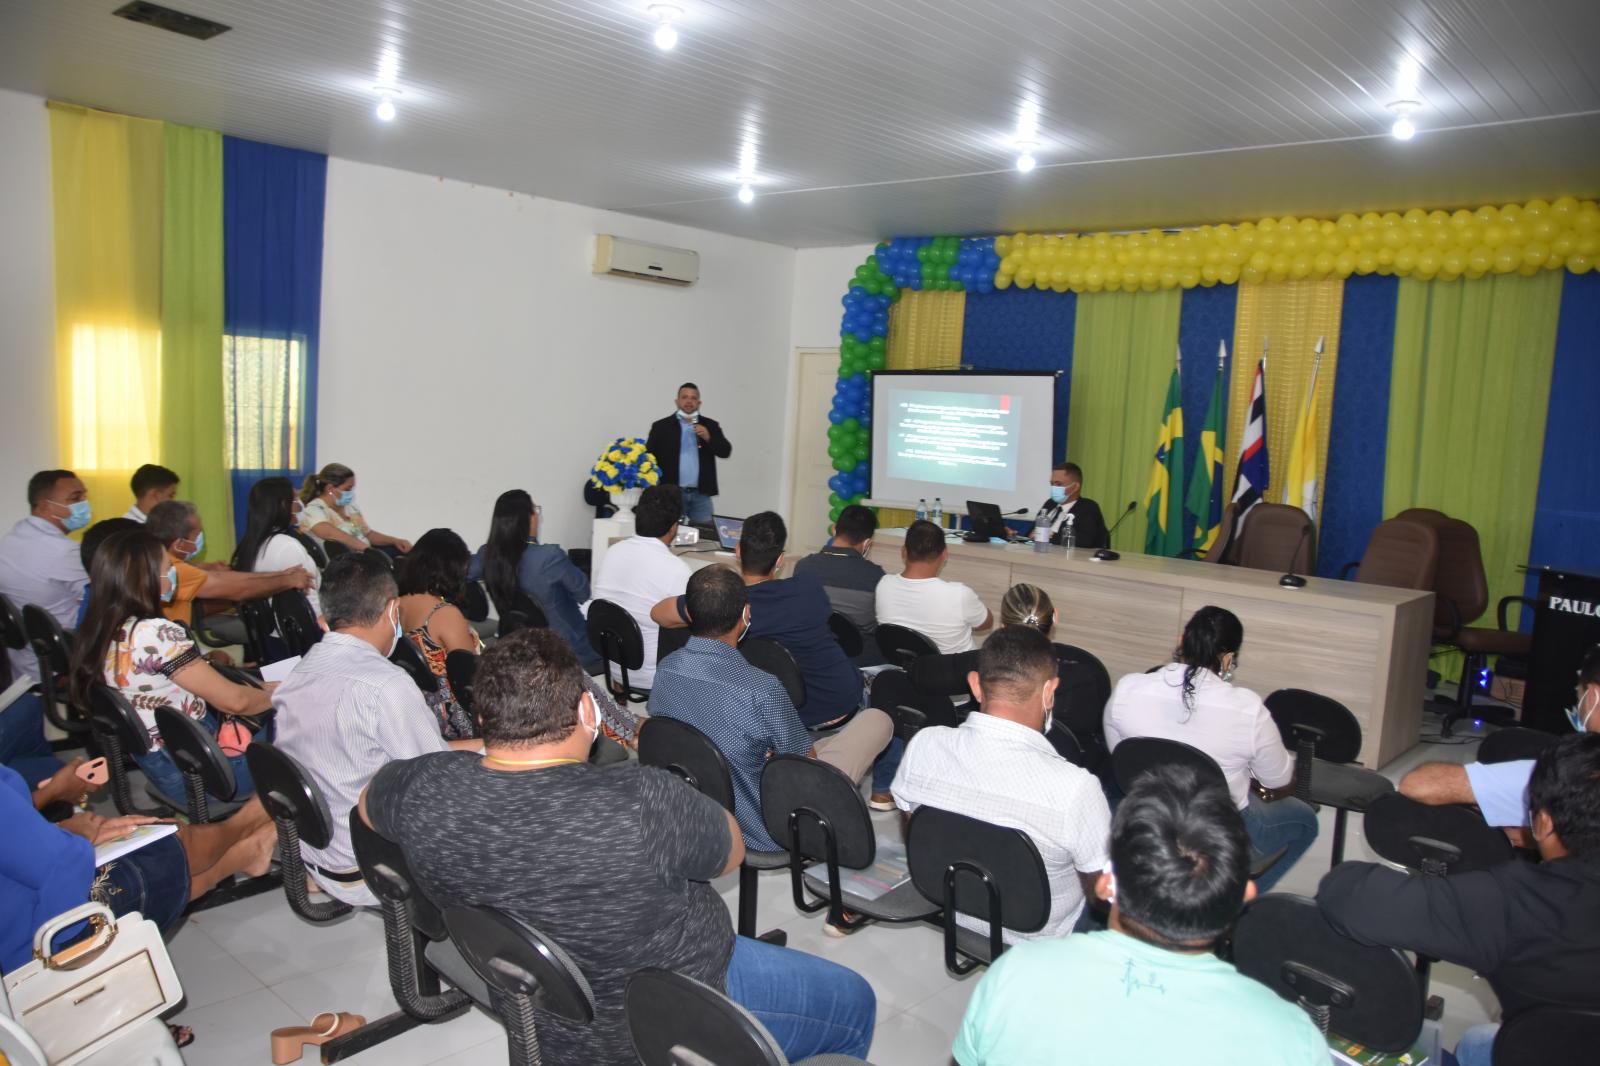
[234,476,323,623]
[470,490,599,672]
[298,462,412,556]
[1102,605,1318,891]
[397,528,482,739]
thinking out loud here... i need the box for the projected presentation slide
[885,389,1021,492]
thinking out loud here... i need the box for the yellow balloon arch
[992,196,1599,293]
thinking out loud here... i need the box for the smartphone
[75,757,109,786]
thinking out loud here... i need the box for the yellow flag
[1284,341,1322,522]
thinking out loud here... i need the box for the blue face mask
[182,530,205,560]
[1567,688,1598,733]
[336,489,355,509]
[160,565,178,603]
[1049,485,1068,504]
[56,499,92,532]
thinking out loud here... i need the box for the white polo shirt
[892,712,1111,941]
[0,517,89,682]
[1103,663,1295,810]
[123,505,148,524]
[875,573,988,654]
[587,535,691,689]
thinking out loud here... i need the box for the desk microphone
[1006,508,1030,516]
[1093,501,1138,562]
[1278,522,1314,588]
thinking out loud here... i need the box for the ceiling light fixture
[737,184,754,204]
[1386,99,1420,140]
[649,4,681,51]
[1015,141,1038,173]
[374,86,400,122]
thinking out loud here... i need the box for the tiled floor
[147,718,1499,1066]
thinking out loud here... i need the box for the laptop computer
[713,516,745,550]
[965,500,1014,543]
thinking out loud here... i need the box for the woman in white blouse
[297,463,412,555]
[1102,605,1319,891]
[233,477,325,625]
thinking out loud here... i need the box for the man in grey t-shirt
[362,628,876,1064]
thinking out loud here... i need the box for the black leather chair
[906,807,1050,975]
[152,706,246,823]
[587,598,649,703]
[444,906,596,1066]
[1493,1005,1600,1065]
[874,623,938,672]
[445,650,478,714]
[864,669,928,743]
[760,754,937,935]
[87,684,177,816]
[497,591,549,639]
[292,529,328,570]
[459,580,490,623]
[826,612,865,659]
[235,598,280,665]
[390,634,440,695]
[322,540,352,562]
[656,624,692,663]
[21,603,87,736]
[740,638,806,709]
[1477,726,1558,765]
[272,590,322,658]
[1231,894,1424,1049]
[0,594,28,659]
[626,968,876,1066]
[245,742,354,923]
[636,717,790,944]
[1264,689,1394,866]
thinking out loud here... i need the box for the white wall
[317,159,799,552]
[0,89,58,507]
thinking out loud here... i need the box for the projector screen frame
[867,368,1060,514]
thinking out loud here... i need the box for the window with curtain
[223,333,309,472]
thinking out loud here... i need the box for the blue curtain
[1176,283,1238,494]
[961,288,1077,460]
[222,137,326,541]
[1317,274,1399,577]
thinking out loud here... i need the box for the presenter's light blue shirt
[678,414,700,490]
[1464,758,1534,827]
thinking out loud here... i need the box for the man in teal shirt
[953,764,1327,1066]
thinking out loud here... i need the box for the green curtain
[1385,272,1563,674]
[1066,289,1183,552]
[160,123,232,560]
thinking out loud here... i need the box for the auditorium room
[2,1,1598,1064]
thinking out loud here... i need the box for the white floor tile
[168,986,305,1066]
[187,889,386,985]
[423,1033,508,1066]
[780,916,964,1017]
[866,1008,958,1066]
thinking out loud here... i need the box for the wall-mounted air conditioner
[592,234,699,286]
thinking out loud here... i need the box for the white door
[787,348,840,557]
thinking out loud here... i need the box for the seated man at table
[792,503,885,643]
[953,763,1327,1066]
[1036,462,1108,548]
[875,519,992,654]
[651,566,892,851]
[1318,731,1600,1066]
[362,627,876,1064]
[893,624,1110,941]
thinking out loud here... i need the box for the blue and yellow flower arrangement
[588,437,661,493]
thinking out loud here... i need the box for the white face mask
[388,604,403,656]
[579,692,601,744]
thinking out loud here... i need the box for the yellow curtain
[48,102,166,517]
[880,291,966,525]
[1224,279,1344,514]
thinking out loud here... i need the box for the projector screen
[869,371,1056,515]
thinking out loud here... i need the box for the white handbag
[2,903,183,1065]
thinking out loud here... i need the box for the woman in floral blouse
[298,462,413,556]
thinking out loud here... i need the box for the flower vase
[614,488,642,517]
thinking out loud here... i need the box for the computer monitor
[713,516,745,550]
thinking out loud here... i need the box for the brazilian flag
[1185,345,1227,554]
[1144,362,1188,557]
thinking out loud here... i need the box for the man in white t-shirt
[587,484,692,690]
[874,520,991,654]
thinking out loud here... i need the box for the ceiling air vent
[113,2,232,41]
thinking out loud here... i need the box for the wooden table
[868,532,1435,769]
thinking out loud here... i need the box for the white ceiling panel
[0,0,1595,246]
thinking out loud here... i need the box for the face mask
[336,489,356,508]
[1566,688,1599,733]
[54,498,92,532]
[1220,656,1238,683]
[160,565,178,603]
[736,608,752,644]
[388,605,403,656]
[1042,705,1054,736]
[580,693,601,744]
[182,531,205,560]
[1049,485,1068,504]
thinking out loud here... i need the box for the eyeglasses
[533,504,543,517]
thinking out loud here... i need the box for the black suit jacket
[1037,495,1108,549]
[646,413,733,497]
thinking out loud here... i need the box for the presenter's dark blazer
[1037,496,1108,549]
[646,414,733,498]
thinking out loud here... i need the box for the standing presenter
[647,382,732,526]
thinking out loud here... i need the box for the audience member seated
[124,463,180,524]
[361,628,877,1063]
[953,763,1327,1066]
[1398,644,1599,840]
[71,529,279,803]
[1103,606,1317,892]
[893,624,1110,941]
[396,528,483,740]
[588,484,691,690]
[470,489,599,672]
[147,499,313,652]
[792,503,885,641]
[1318,732,1600,1066]
[275,552,480,904]
[74,517,143,627]
[298,462,413,555]
[875,519,992,654]
[232,477,326,626]
[650,567,892,851]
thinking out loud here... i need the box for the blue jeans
[0,691,63,786]
[723,935,875,1061]
[681,488,715,525]
[1240,792,1319,892]
[1448,1022,1498,1066]
[99,833,190,932]
[136,711,269,804]
[871,736,904,793]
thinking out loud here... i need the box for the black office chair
[1264,689,1394,866]
[874,623,938,671]
[1493,1005,1600,1065]
[444,906,596,1066]
[656,625,692,663]
[1477,726,1558,765]
[459,580,490,623]
[906,807,1051,975]
[1231,894,1424,1049]
[760,755,938,935]
[740,638,806,709]
[445,650,478,714]
[363,546,395,572]
[245,742,355,923]
[322,540,352,562]
[87,684,177,816]
[390,634,440,694]
[587,598,649,703]
[636,717,790,944]
[865,669,928,743]
[272,590,322,658]
[826,612,866,660]
[21,603,88,736]
[497,591,549,639]
[152,706,249,823]
[292,529,329,570]
[626,968,876,1066]
[235,598,280,665]
[907,652,975,729]
[0,594,28,658]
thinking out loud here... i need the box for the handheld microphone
[1093,502,1138,562]
[1278,521,1314,588]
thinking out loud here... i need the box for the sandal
[270,1011,367,1064]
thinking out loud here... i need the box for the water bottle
[915,498,928,523]
[931,497,943,527]
[1033,510,1052,551]
[1062,512,1076,550]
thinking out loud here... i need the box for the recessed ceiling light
[1386,99,1420,140]
[737,184,754,204]
[374,86,400,122]
[649,4,681,51]
[1015,141,1038,173]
